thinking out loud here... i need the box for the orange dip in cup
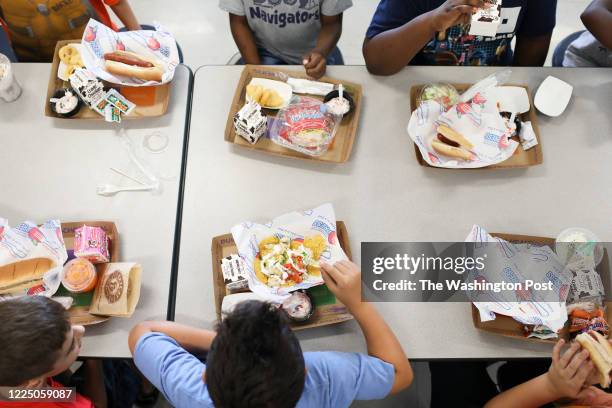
[62,258,97,293]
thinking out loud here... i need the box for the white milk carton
[469,0,502,37]
[233,101,268,144]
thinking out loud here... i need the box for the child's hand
[303,52,326,79]
[546,339,596,399]
[320,260,362,311]
[429,0,484,32]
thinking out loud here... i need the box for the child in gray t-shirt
[220,0,352,79]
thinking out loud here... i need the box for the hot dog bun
[431,140,474,161]
[0,257,56,294]
[576,331,612,388]
[437,125,474,150]
[104,50,164,82]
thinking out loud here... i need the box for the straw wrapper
[231,204,347,303]
[0,219,67,299]
[408,71,520,168]
[80,19,179,86]
[466,225,573,333]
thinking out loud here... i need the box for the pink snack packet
[74,225,110,263]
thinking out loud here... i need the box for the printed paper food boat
[80,19,179,87]
[0,219,67,297]
[231,204,347,303]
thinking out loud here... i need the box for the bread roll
[576,332,612,388]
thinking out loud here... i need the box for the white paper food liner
[0,218,68,299]
[231,203,347,303]
[80,19,179,86]
[408,94,518,168]
[408,71,523,169]
[466,225,573,333]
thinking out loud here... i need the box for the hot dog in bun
[576,331,612,388]
[103,50,164,82]
[431,124,475,161]
[0,257,57,294]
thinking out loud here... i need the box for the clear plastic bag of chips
[269,96,342,156]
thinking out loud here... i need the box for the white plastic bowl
[534,76,573,117]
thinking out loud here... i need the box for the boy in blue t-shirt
[128,260,413,408]
[363,0,558,75]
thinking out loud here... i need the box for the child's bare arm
[303,14,342,79]
[229,14,261,64]
[109,0,140,31]
[581,0,612,49]
[485,340,595,408]
[485,373,564,408]
[313,14,342,57]
[320,260,413,394]
[363,0,483,75]
[513,33,552,66]
[79,360,108,408]
[128,321,216,355]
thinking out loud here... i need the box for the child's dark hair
[0,296,70,386]
[206,300,306,408]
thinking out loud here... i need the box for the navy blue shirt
[366,0,557,66]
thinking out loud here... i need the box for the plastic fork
[96,184,156,196]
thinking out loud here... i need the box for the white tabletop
[176,65,612,359]
[0,63,192,358]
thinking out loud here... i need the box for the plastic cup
[62,258,98,293]
[0,53,22,103]
[555,227,604,268]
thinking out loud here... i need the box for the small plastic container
[555,228,604,268]
[62,258,98,293]
[323,89,355,116]
[417,83,460,111]
[281,290,315,323]
[49,89,82,118]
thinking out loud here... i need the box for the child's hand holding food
[547,339,596,399]
[320,260,362,311]
[429,0,484,32]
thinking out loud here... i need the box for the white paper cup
[0,53,22,103]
